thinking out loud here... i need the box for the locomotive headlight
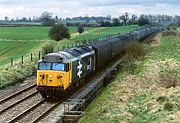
[49,75,53,78]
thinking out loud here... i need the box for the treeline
[1,11,180,27]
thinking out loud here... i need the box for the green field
[0,27,95,40]
[56,25,138,47]
[0,41,39,66]
[0,26,97,66]
[0,25,138,66]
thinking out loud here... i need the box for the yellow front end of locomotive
[37,65,72,91]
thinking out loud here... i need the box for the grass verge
[79,31,180,123]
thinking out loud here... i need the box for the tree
[4,16,9,21]
[22,17,27,21]
[77,25,84,34]
[112,18,120,26]
[28,17,32,22]
[100,21,112,27]
[55,16,58,22]
[138,15,150,26]
[40,11,55,26]
[131,14,137,25]
[119,12,129,25]
[177,21,180,26]
[49,23,70,41]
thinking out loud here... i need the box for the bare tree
[119,12,129,26]
[40,11,55,26]
[55,16,58,22]
[131,14,137,24]
[4,16,9,21]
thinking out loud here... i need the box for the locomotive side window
[52,63,65,71]
[38,63,51,70]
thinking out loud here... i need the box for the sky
[0,0,180,19]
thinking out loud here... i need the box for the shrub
[164,102,174,111]
[42,43,54,56]
[77,25,84,34]
[122,42,147,74]
[49,23,70,41]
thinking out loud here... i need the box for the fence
[0,33,122,68]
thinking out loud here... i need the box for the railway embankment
[79,30,180,123]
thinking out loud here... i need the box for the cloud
[80,0,180,6]
[0,0,179,19]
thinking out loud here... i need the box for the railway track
[0,91,38,115]
[8,99,45,123]
[31,101,62,123]
[0,84,36,104]
[8,100,62,123]
[0,84,41,122]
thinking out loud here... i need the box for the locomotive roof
[41,45,94,63]
[65,45,93,57]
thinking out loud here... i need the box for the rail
[0,84,36,104]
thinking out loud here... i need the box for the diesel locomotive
[36,26,160,98]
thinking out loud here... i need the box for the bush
[49,23,70,41]
[77,25,84,34]
[42,43,54,56]
[122,42,147,74]
[100,21,112,27]
[164,102,174,111]
[0,61,37,88]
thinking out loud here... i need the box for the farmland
[79,32,180,123]
[0,25,138,66]
[0,26,96,66]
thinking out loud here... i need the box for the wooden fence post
[39,51,41,60]
[11,58,13,66]
[31,53,33,61]
[22,56,23,64]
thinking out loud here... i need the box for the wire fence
[0,33,122,68]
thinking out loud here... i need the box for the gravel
[0,94,42,122]
[0,87,37,112]
[0,76,36,100]
[17,101,56,123]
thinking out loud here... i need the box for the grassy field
[0,27,95,40]
[0,41,40,66]
[79,32,180,123]
[0,26,97,66]
[56,25,138,48]
[0,25,138,66]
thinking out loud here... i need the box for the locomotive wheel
[40,91,48,99]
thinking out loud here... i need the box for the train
[36,26,161,98]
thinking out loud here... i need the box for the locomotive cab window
[52,63,65,71]
[38,63,51,70]
[52,63,69,72]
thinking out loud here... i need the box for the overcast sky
[0,0,180,19]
